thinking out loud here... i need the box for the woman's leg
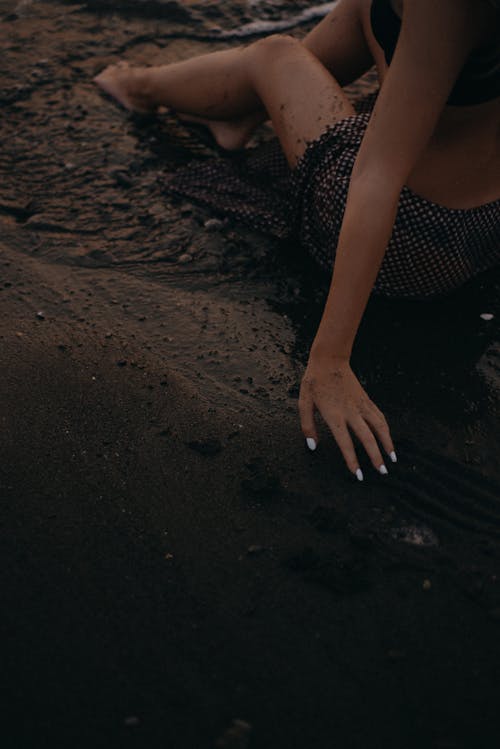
[95,0,372,151]
[94,47,262,118]
[175,0,374,152]
[302,0,373,84]
[96,35,355,167]
[173,109,268,152]
[175,0,373,150]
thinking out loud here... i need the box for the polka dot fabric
[288,108,500,298]
[164,92,500,299]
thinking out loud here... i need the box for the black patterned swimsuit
[164,5,500,299]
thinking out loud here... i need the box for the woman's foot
[177,111,267,151]
[94,62,154,114]
[94,61,268,149]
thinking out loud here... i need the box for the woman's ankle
[127,67,157,111]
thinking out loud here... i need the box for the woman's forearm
[311,173,402,360]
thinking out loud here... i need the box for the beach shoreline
[2,2,500,747]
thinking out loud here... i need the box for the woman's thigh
[302,0,374,85]
[249,34,357,167]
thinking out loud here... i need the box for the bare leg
[95,35,355,167]
[175,0,373,151]
[209,0,372,149]
[93,56,265,150]
[193,0,372,149]
[94,47,263,118]
[95,0,372,151]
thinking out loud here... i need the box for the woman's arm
[299,0,483,478]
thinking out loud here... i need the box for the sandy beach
[1,2,500,747]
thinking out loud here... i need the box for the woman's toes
[94,72,130,110]
[94,63,150,113]
[94,62,124,85]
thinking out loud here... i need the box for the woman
[95,0,500,481]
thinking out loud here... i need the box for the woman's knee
[247,34,312,84]
[249,34,303,66]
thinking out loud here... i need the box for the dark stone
[241,460,283,503]
[308,506,347,533]
[110,170,134,189]
[186,438,222,456]
[285,547,372,596]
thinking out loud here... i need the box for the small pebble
[215,719,252,749]
[387,649,406,661]
[204,218,224,232]
[36,311,45,320]
[422,579,432,591]
[247,545,264,556]
[111,170,133,189]
[390,524,439,547]
[480,313,494,321]
[178,253,192,264]
[124,716,140,727]
[186,438,222,456]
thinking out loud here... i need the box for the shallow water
[60,0,337,36]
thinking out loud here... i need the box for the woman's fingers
[323,414,363,480]
[298,383,318,450]
[299,366,396,478]
[349,417,387,474]
[363,407,396,462]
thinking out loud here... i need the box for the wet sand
[1,2,500,747]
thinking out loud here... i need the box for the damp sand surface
[1,2,500,748]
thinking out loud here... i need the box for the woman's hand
[298,352,396,481]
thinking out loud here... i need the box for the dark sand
[1,2,500,747]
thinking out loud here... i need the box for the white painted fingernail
[355,468,364,482]
[306,437,317,451]
[379,464,388,475]
[390,451,397,463]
